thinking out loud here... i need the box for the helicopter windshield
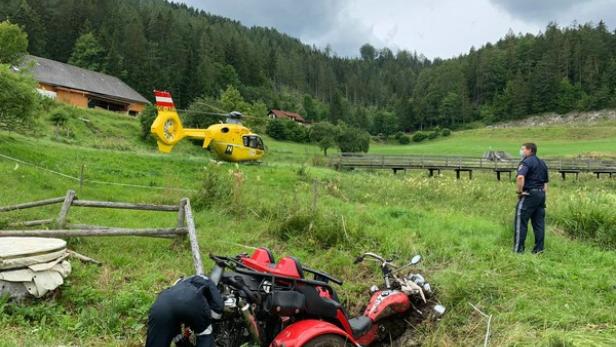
[243,135,264,150]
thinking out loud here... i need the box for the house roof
[23,55,149,104]
[269,109,306,123]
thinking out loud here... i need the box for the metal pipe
[241,302,261,345]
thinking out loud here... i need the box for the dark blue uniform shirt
[517,155,549,190]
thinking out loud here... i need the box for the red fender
[270,319,358,347]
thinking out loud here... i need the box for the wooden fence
[0,190,204,275]
[333,154,616,180]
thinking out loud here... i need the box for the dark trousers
[513,191,546,253]
[146,282,213,347]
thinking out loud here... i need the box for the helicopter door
[242,135,264,150]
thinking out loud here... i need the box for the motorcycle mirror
[410,255,422,265]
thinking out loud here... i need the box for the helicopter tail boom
[151,90,211,153]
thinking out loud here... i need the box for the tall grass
[1,117,616,345]
[553,191,616,248]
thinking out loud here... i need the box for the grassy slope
[370,123,616,157]
[0,107,615,346]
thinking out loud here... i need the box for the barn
[23,55,149,116]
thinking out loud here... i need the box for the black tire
[304,334,351,347]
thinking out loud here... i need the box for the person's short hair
[522,142,537,154]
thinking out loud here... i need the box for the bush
[441,128,452,136]
[398,134,411,144]
[0,64,39,129]
[0,21,28,65]
[394,131,404,140]
[138,104,157,141]
[309,121,338,156]
[411,131,428,142]
[336,124,370,153]
[284,120,309,142]
[266,118,308,142]
[49,109,69,126]
[428,130,439,140]
[266,118,287,140]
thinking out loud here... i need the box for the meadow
[0,107,615,346]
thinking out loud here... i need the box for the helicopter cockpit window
[243,136,264,150]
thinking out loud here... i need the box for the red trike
[198,248,444,347]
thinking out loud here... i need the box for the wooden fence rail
[0,190,204,275]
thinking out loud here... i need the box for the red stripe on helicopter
[154,90,175,108]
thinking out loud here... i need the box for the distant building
[23,55,149,116]
[268,109,307,124]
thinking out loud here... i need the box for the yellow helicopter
[150,90,265,162]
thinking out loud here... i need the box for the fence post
[56,190,76,228]
[184,199,204,276]
[175,198,188,244]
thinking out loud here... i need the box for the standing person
[514,143,549,254]
[146,275,223,347]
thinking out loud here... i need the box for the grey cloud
[179,0,616,59]
[490,0,615,25]
[179,0,381,56]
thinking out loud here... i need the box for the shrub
[0,21,28,65]
[284,120,309,142]
[266,118,287,140]
[441,128,452,136]
[411,131,428,142]
[309,121,338,156]
[428,130,439,140]
[336,124,370,153]
[138,104,157,142]
[49,109,69,126]
[0,64,39,129]
[398,134,411,144]
[394,131,404,140]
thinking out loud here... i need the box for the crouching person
[146,275,223,347]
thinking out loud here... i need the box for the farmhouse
[268,109,307,124]
[22,55,149,116]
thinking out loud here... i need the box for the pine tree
[10,0,46,55]
[329,92,349,124]
[220,85,248,112]
[302,95,318,121]
[68,32,106,71]
[556,78,578,114]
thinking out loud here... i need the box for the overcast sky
[179,0,616,59]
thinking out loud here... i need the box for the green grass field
[0,106,615,346]
[370,124,616,157]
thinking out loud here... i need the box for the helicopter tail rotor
[151,90,187,153]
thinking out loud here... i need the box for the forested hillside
[2,0,616,134]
